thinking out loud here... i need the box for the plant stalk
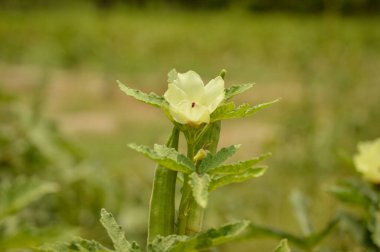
[147,127,179,242]
[177,121,221,235]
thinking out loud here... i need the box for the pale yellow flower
[164,70,224,126]
[354,138,380,184]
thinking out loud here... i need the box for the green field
[1,7,380,251]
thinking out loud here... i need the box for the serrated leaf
[148,235,188,252]
[128,143,194,174]
[198,145,241,173]
[167,69,178,83]
[224,83,254,101]
[100,209,141,252]
[149,220,249,252]
[0,177,58,223]
[189,173,210,208]
[211,100,279,121]
[273,239,291,252]
[208,152,271,175]
[209,167,267,191]
[37,238,112,252]
[170,220,250,252]
[117,81,164,108]
[210,102,235,121]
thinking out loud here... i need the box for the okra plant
[122,69,277,245]
[39,69,292,252]
[330,138,380,251]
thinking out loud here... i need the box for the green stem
[177,141,193,235]
[147,127,179,242]
[178,142,203,235]
[177,122,221,235]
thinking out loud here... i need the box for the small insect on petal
[191,102,196,108]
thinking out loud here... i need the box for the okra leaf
[224,83,254,101]
[128,143,194,174]
[100,208,141,252]
[148,235,188,252]
[118,81,164,108]
[209,167,267,191]
[189,173,210,208]
[208,152,271,175]
[198,144,241,173]
[37,238,112,252]
[211,100,279,121]
[148,220,249,252]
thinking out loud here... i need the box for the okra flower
[354,138,380,184]
[164,71,224,126]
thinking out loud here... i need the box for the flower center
[191,102,196,108]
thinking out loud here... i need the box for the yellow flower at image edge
[354,138,380,184]
[164,71,225,126]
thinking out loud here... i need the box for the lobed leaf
[37,238,112,252]
[189,173,210,208]
[198,144,241,173]
[100,209,141,252]
[209,167,267,191]
[224,83,254,101]
[208,152,271,175]
[211,99,279,121]
[210,102,235,121]
[117,81,164,108]
[148,235,188,252]
[148,220,250,252]
[128,143,194,174]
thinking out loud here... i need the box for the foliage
[330,178,380,251]
[0,87,118,251]
[0,177,58,223]
[40,209,292,252]
[1,7,380,251]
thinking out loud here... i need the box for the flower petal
[173,71,205,101]
[188,103,210,125]
[203,76,225,113]
[169,100,210,125]
[168,101,191,124]
[164,83,188,106]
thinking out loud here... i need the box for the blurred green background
[0,0,379,251]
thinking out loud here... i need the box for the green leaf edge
[117,81,164,108]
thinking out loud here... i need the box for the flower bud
[193,149,208,163]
